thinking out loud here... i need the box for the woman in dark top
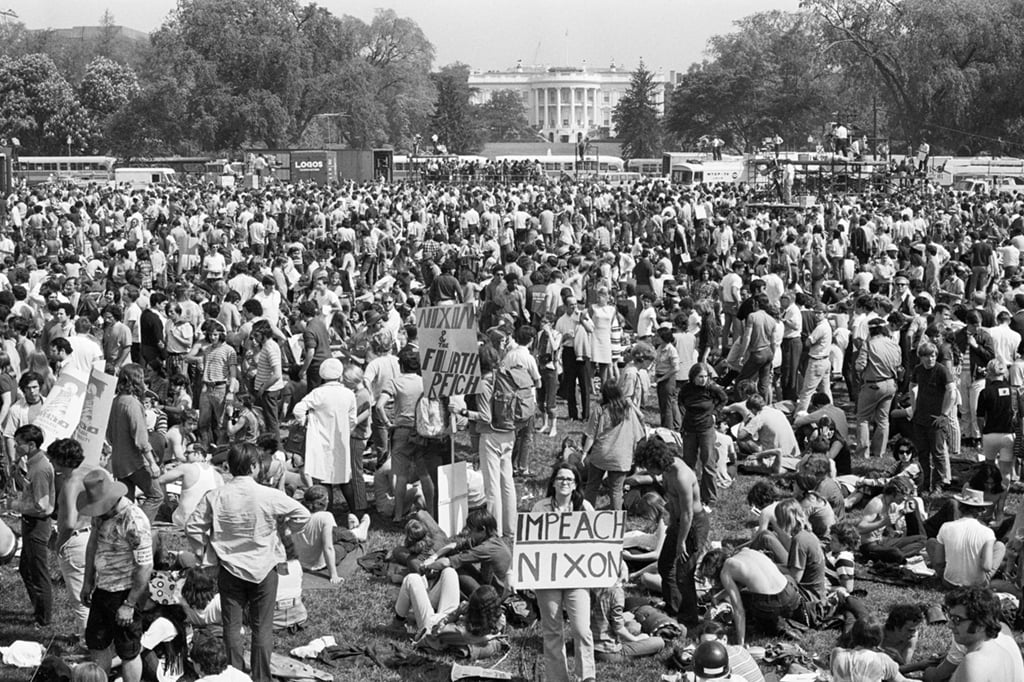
[977,358,1015,490]
[677,362,728,505]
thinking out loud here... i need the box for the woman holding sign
[531,463,596,682]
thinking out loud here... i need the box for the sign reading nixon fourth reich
[416,303,482,398]
[513,511,626,590]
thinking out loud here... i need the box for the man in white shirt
[636,293,658,341]
[929,490,1004,588]
[503,326,541,475]
[986,311,1021,368]
[941,586,1024,682]
[720,265,743,355]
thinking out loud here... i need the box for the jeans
[198,384,227,446]
[257,389,281,437]
[797,357,832,412]
[219,566,278,682]
[479,429,517,538]
[536,587,594,682]
[559,348,591,420]
[19,516,52,626]
[595,635,666,661]
[540,367,558,417]
[738,347,773,400]
[780,337,802,401]
[120,466,165,523]
[657,379,681,430]
[658,511,710,626]
[582,464,628,510]
[911,420,951,490]
[58,530,90,635]
[682,428,719,506]
[394,567,460,632]
[959,370,984,440]
[856,378,896,458]
[511,418,534,472]
[338,437,368,513]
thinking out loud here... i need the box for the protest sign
[436,460,469,538]
[74,370,117,466]
[512,510,626,590]
[33,371,89,447]
[416,303,481,398]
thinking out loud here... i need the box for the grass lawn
[0,388,1017,681]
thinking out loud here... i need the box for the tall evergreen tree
[613,61,663,160]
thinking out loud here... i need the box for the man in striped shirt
[251,320,284,436]
[190,320,238,447]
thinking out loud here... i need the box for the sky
[11,0,799,73]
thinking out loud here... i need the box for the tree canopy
[613,61,663,160]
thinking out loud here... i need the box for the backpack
[415,396,448,439]
[491,365,536,431]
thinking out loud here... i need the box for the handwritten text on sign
[513,511,626,589]
[417,303,481,398]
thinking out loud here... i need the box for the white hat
[319,358,344,381]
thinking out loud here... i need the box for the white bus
[13,155,116,185]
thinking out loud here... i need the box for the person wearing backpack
[462,345,517,539]
[502,325,541,476]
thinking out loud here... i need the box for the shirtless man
[698,547,802,646]
[634,435,708,626]
[50,438,92,641]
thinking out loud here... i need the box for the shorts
[390,426,417,478]
[85,588,144,659]
[982,433,1015,463]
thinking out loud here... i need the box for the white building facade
[468,61,668,143]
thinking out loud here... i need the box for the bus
[626,158,662,176]
[122,156,214,176]
[13,155,116,185]
[666,159,749,186]
[495,154,625,177]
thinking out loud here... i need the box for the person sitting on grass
[590,564,665,662]
[190,632,252,681]
[694,621,766,682]
[830,616,910,682]
[410,584,509,659]
[748,498,828,616]
[735,393,799,474]
[858,477,927,565]
[289,484,369,585]
[421,509,511,598]
[879,604,925,671]
[157,445,223,530]
[926,488,1005,589]
[837,439,920,511]
[622,492,668,591]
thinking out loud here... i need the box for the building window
[603,92,610,103]
[563,119,569,127]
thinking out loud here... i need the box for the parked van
[113,167,176,188]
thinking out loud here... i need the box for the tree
[428,63,482,154]
[79,57,140,118]
[803,0,1024,152]
[143,1,436,151]
[613,61,663,160]
[0,53,95,153]
[666,11,837,152]
[477,90,534,142]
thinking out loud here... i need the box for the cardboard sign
[512,510,626,589]
[74,370,117,466]
[33,371,89,447]
[436,460,469,538]
[416,303,481,398]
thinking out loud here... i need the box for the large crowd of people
[5,167,1024,682]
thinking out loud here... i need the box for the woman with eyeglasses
[531,464,595,682]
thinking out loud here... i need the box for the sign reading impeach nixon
[513,511,626,590]
[416,303,481,398]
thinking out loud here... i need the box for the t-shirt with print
[93,499,153,591]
